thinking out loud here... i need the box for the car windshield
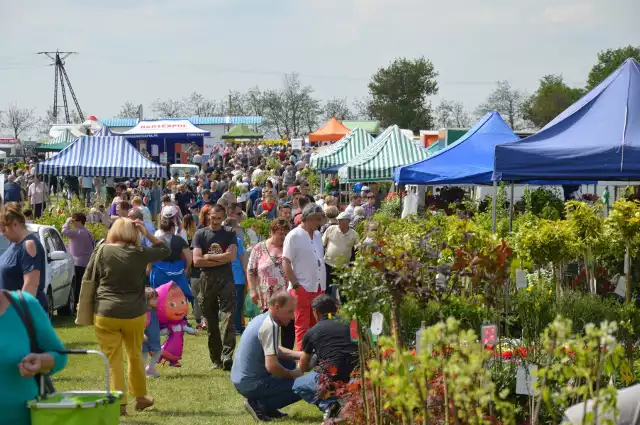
[170,166,198,177]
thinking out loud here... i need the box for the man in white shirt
[343,194,362,217]
[282,203,326,350]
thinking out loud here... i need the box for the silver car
[0,223,76,318]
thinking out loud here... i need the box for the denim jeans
[292,371,335,412]
[235,285,245,332]
[234,375,301,412]
[142,310,161,353]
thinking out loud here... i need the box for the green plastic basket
[28,350,122,425]
[29,391,122,425]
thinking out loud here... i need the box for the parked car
[169,164,200,182]
[0,223,76,318]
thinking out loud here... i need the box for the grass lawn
[51,315,321,425]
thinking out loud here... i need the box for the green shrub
[241,217,270,240]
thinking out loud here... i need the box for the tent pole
[508,183,514,233]
[320,173,325,194]
[491,181,498,233]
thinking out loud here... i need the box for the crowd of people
[0,142,388,424]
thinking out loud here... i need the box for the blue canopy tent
[36,135,167,178]
[494,58,640,182]
[393,112,518,184]
[121,119,211,164]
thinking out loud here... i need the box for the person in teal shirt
[224,219,248,335]
[0,291,67,425]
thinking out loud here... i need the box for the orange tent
[308,117,350,142]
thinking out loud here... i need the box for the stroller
[28,349,122,425]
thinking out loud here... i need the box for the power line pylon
[37,50,84,124]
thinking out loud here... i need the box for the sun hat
[162,205,180,218]
[336,212,352,221]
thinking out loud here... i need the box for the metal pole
[509,183,514,233]
[320,173,325,194]
[491,181,498,233]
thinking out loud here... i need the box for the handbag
[3,290,56,396]
[75,244,104,326]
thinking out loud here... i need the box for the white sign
[516,365,538,395]
[370,312,384,336]
[291,138,303,151]
[122,119,210,136]
[516,269,528,289]
[159,152,167,163]
[151,145,159,157]
[614,275,626,298]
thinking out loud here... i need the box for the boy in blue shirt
[223,219,248,335]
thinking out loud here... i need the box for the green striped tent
[309,127,375,173]
[36,129,76,152]
[338,125,429,182]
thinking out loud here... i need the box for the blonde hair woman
[77,218,170,416]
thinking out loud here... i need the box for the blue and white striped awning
[92,126,115,136]
[37,136,167,178]
[101,116,263,127]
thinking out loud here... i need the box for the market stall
[221,124,263,142]
[338,125,429,183]
[36,129,76,153]
[36,135,166,178]
[310,127,375,173]
[493,58,640,182]
[308,117,350,143]
[121,119,210,164]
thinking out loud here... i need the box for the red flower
[501,351,512,360]
[382,348,395,360]
[515,347,528,358]
[326,365,338,376]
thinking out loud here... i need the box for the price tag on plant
[370,312,384,336]
[516,365,537,395]
[516,269,527,289]
[615,276,626,298]
[481,323,498,346]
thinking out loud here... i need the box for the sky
[0,0,638,129]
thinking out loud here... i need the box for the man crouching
[232,292,303,422]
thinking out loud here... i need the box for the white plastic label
[370,312,384,336]
[615,276,626,298]
[516,365,537,395]
[516,269,527,289]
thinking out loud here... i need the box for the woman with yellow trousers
[77,218,170,416]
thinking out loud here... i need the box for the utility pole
[38,50,85,124]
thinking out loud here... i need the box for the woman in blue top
[223,218,247,334]
[0,290,68,425]
[0,203,48,314]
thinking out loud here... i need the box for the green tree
[367,57,438,129]
[587,45,640,90]
[522,75,584,128]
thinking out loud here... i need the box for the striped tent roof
[337,125,429,183]
[36,129,76,152]
[309,127,375,172]
[37,136,166,178]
